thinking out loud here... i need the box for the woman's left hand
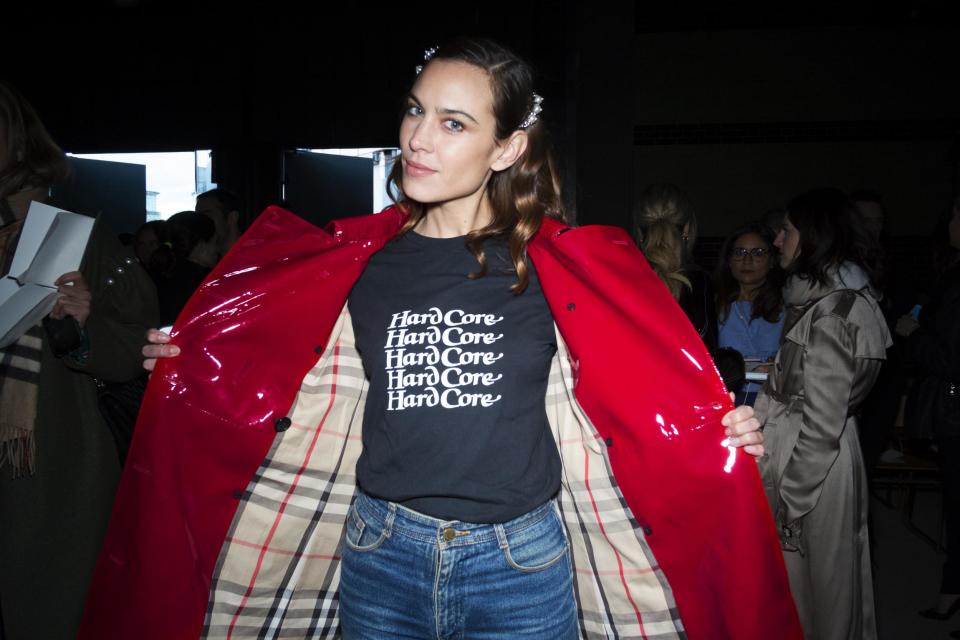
[721,393,764,457]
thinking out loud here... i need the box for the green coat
[0,219,158,639]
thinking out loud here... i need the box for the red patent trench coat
[81,206,801,639]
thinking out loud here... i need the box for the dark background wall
[632,25,959,236]
[4,2,958,248]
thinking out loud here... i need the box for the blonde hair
[632,183,697,300]
[0,82,68,200]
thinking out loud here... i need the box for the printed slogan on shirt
[384,307,505,410]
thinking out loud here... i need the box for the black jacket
[903,263,960,383]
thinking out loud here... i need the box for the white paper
[0,202,94,348]
[19,209,94,286]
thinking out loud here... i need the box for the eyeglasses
[731,247,770,260]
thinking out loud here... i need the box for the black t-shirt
[678,265,718,351]
[348,230,560,523]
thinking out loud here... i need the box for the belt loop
[494,523,508,550]
[384,502,396,538]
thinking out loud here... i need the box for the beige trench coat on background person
[756,263,891,640]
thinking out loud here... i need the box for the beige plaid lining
[548,335,682,639]
[204,307,681,639]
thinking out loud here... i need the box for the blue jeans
[339,492,577,639]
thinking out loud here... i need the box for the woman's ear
[491,130,528,172]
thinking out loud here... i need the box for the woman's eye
[405,104,423,117]
[444,119,464,132]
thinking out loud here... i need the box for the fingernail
[728,436,740,447]
[170,346,180,355]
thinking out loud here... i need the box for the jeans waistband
[352,491,557,548]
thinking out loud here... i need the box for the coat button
[275,417,292,432]
[643,526,653,536]
[566,302,576,311]
[605,437,613,447]
[314,346,323,354]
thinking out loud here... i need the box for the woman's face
[729,232,773,288]
[398,60,519,209]
[774,216,801,269]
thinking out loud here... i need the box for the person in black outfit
[632,183,718,350]
[897,199,960,623]
[153,211,217,326]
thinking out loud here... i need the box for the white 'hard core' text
[383,307,505,411]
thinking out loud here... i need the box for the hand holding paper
[0,202,94,348]
[50,271,91,327]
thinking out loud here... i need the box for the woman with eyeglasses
[756,187,890,640]
[715,222,785,405]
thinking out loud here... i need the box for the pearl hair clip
[414,46,438,75]
[519,93,544,130]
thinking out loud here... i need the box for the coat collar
[783,261,874,307]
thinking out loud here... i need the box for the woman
[757,187,890,640]
[716,222,785,405]
[897,199,960,624]
[83,39,799,640]
[633,183,717,350]
[0,82,157,639]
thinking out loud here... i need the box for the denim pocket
[344,503,388,552]
[501,509,569,573]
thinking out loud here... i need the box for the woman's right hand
[143,328,180,371]
[895,315,920,338]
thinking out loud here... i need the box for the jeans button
[442,528,456,542]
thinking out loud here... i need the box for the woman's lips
[404,159,436,177]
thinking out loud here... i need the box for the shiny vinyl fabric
[80,207,800,639]
[528,220,799,639]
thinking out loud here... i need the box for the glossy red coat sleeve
[79,207,405,639]
[529,218,801,639]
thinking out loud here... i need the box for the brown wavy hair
[785,187,883,289]
[632,183,697,300]
[387,37,565,293]
[0,82,68,199]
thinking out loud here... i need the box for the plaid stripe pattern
[548,334,683,639]
[204,308,681,639]
[0,325,42,475]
